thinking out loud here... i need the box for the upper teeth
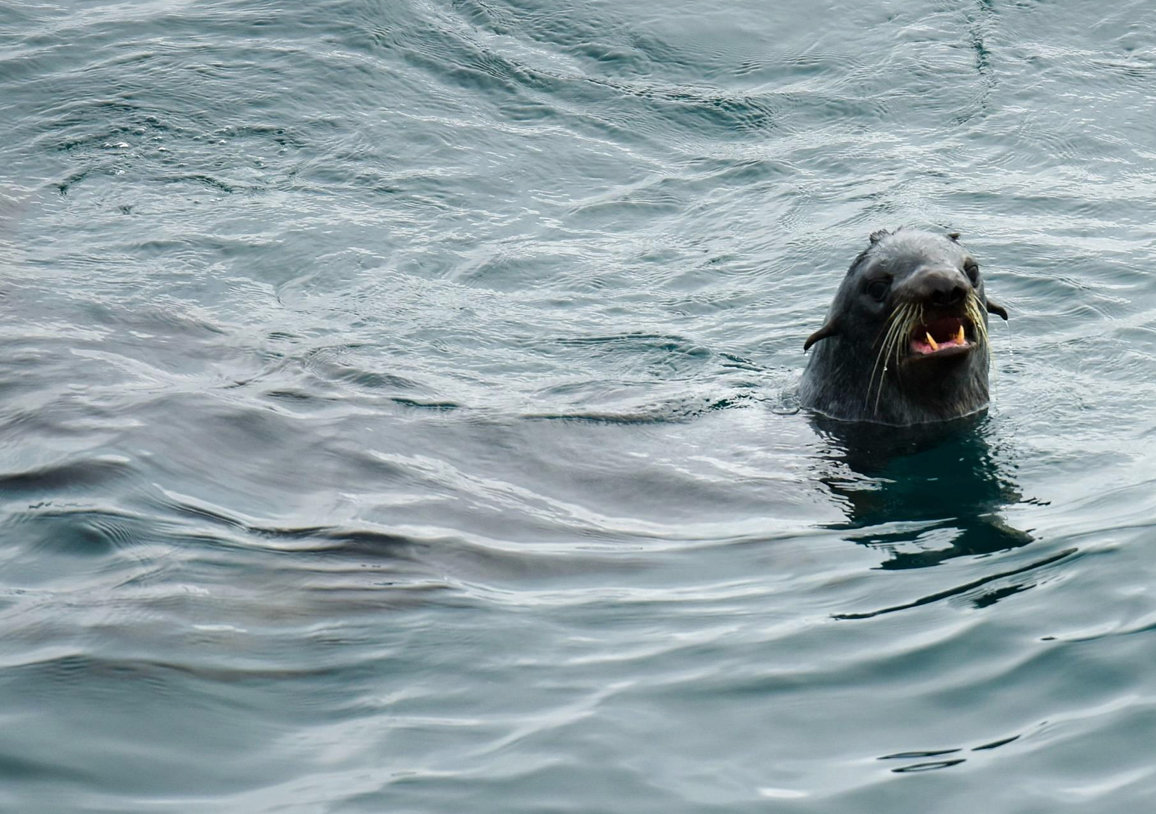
[922,325,966,351]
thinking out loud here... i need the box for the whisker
[965,296,992,394]
[866,306,901,407]
[966,295,988,354]
[873,303,913,414]
[866,302,915,415]
[874,308,906,413]
[865,332,889,411]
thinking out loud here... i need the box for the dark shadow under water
[809,412,1067,618]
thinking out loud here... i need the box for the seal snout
[892,265,981,362]
[899,266,970,309]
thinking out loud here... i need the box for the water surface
[2,1,1155,811]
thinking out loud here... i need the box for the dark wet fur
[800,228,1007,425]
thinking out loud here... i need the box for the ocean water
[2,1,1155,811]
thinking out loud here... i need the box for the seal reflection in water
[800,228,1008,425]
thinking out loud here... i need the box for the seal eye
[865,279,890,302]
[964,260,980,284]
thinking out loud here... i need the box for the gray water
[2,1,1155,811]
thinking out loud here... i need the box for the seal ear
[803,319,840,351]
[985,297,1008,320]
[869,229,890,244]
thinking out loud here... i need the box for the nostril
[931,284,966,306]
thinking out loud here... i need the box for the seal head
[799,228,1007,425]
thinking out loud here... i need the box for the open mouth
[908,316,972,358]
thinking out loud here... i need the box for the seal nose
[910,267,968,308]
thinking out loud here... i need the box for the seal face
[799,228,1008,425]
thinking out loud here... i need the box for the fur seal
[800,228,1007,425]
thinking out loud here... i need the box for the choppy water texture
[2,1,1156,811]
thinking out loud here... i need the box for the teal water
[2,1,1156,811]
